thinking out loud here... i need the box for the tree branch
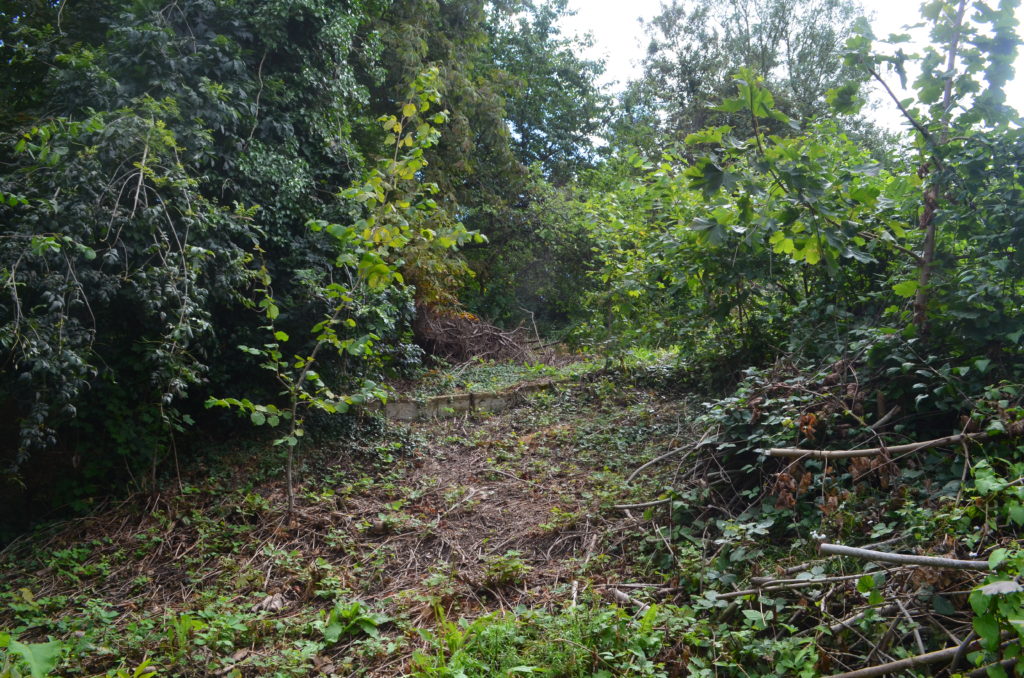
[768,431,992,459]
[819,543,991,571]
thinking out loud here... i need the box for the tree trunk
[912,0,967,333]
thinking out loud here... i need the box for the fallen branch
[968,658,1018,678]
[769,431,992,459]
[718,571,886,600]
[828,604,899,634]
[751,569,902,588]
[829,637,1012,678]
[819,543,991,571]
[828,642,973,678]
[603,587,650,612]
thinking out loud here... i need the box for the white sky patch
[560,0,1024,130]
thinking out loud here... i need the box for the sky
[559,0,1024,129]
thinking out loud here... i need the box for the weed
[0,634,63,678]
[538,506,579,533]
[411,604,667,677]
[321,600,390,644]
[483,551,532,588]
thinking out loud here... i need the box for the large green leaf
[7,639,62,678]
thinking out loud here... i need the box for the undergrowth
[3,351,1024,676]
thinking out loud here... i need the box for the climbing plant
[207,69,482,514]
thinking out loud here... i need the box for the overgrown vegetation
[3,0,1024,675]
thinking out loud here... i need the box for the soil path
[0,380,685,676]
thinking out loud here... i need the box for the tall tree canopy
[612,0,868,151]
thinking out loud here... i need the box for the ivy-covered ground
[2,355,1022,677]
[0,363,682,677]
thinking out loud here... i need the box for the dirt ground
[0,380,689,676]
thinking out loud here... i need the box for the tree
[840,0,1023,338]
[487,0,608,185]
[367,0,608,326]
[616,0,867,147]
[0,0,400,486]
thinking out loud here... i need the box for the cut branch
[829,636,1012,678]
[768,431,992,459]
[819,543,991,571]
[612,498,672,510]
[827,641,979,678]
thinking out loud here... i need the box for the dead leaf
[978,579,1023,596]
[251,592,286,612]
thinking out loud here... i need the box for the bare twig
[626,427,715,485]
[870,406,901,432]
[612,498,671,510]
[828,604,899,634]
[895,598,925,655]
[950,629,978,673]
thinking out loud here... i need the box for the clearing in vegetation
[0,363,687,676]
[4,353,1022,676]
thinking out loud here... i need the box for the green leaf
[715,95,747,113]
[402,103,417,118]
[273,331,289,342]
[973,613,1001,651]
[988,548,1009,570]
[250,411,266,426]
[826,83,865,114]
[893,280,919,298]
[323,620,344,644]
[685,125,732,145]
[357,619,381,638]
[803,245,822,265]
[8,639,63,678]
[684,159,733,198]
[931,595,956,615]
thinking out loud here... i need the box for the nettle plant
[208,69,482,514]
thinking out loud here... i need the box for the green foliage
[483,550,532,587]
[487,0,608,185]
[580,0,1024,388]
[614,0,878,154]
[322,600,390,643]
[208,69,480,511]
[0,634,62,678]
[0,0,400,514]
[411,604,667,678]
